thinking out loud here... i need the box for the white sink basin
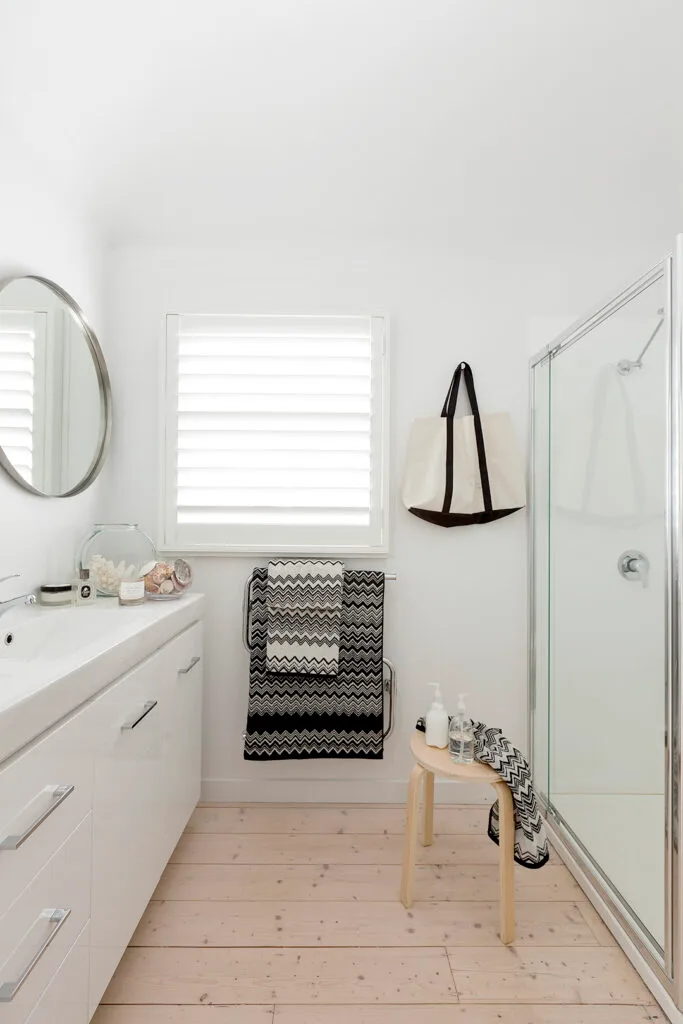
[0,605,117,663]
[0,594,204,764]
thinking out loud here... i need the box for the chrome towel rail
[242,571,397,741]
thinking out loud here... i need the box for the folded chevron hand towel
[245,568,385,760]
[472,722,549,869]
[266,559,344,676]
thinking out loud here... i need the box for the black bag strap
[441,365,462,418]
[440,361,492,514]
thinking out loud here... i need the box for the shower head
[616,310,665,375]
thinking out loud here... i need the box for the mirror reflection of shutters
[0,310,40,486]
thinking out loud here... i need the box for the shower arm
[633,316,664,366]
[618,315,665,374]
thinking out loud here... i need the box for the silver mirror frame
[0,274,112,498]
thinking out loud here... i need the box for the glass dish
[143,558,193,599]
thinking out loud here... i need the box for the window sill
[157,543,390,558]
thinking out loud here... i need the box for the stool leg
[401,764,425,908]
[422,770,435,847]
[494,781,515,944]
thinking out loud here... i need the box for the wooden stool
[400,730,516,944]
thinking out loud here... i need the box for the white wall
[103,237,661,803]
[0,147,106,592]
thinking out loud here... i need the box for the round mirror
[0,275,111,497]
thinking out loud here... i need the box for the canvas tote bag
[402,361,525,526]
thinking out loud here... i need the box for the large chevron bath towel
[244,568,385,760]
[265,559,344,676]
[472,722,549,869]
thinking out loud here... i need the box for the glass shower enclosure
[529,239,683,1005]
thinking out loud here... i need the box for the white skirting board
[546,813,680,1024]
[201,777,494,804]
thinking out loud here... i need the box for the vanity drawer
[0,702,95,918]
[0,814,91,1024]
[25,923,90,1024]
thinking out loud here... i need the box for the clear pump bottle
[449,693,475,764]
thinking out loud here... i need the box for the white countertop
[0,593,204,765]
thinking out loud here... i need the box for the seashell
[144,576,161,594]
[159,579,175,594]
[172,558,193,591]
[147,563,172,588]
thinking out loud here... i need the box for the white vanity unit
[0,594,204,1023]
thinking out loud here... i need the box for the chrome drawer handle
[121,700,158,730]
[0,785,74,851]
[0,907,71,1002]
[178,656,200,675]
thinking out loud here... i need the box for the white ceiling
[2,0,682,244]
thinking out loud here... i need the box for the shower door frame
[528,245,682,1004]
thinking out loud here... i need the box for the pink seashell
[148,563,172,587]
[172,558,193,590]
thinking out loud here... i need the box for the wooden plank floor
[94,803,667,1023]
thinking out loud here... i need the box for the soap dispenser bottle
[73,568,96,605]
[425,683,449,749]
[449,693,475,764]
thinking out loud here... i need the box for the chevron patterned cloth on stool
[244,568,385,760]
[472,721,549,869]
[266,559,344,676]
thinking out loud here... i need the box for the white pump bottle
[425,683,449,748]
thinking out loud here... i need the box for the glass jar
[78,524,157,597]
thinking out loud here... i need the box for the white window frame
[159,313,390,556]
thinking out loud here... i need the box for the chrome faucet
[0,575,37,619]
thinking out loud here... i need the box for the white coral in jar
[89,554,141,596]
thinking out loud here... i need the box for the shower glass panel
[531,357,551,805]
[535,268,669,955]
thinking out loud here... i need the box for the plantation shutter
[0,310,41,486]
[162,314,388,553]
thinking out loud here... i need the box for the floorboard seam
[443,945,461,1003]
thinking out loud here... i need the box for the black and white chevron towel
[266,559,344,676]
[472,722,549,869]
[244,568,385,761]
